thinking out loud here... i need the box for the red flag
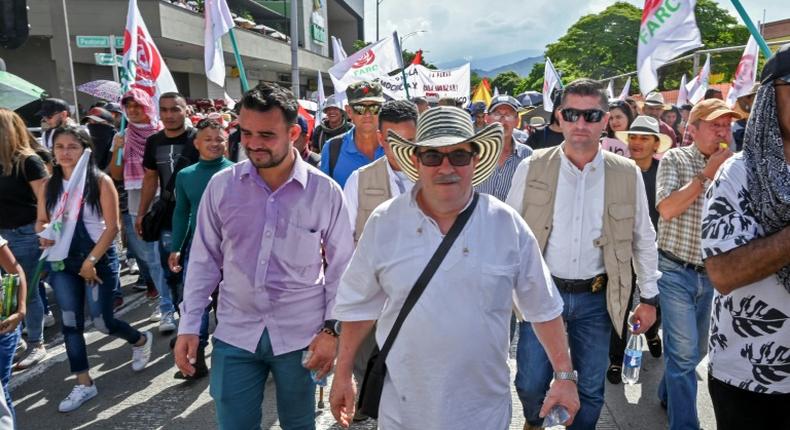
[482,78,491,92]
[298,104,315,142]
[411,50,423,65]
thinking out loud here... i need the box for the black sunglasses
[561,108,606,123]
[416,150,476,167]
[350,104,382,115]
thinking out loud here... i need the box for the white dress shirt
[506,146,660,298]
[342,160,413,236]
[334,186,563,429]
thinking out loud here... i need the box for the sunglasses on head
[561,108,606,123]
[416,149,476,167]
[350,104,382,115]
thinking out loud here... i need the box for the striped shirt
[656,143,707,266]
[475,139,532,202]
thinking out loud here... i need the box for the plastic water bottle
[301,351,328,386]
[622,317,643,385]
[542,405,570,427]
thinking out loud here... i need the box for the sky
[362,0,790,65]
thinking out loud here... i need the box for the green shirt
[171,157,234,253]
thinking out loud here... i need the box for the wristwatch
[554,370,578,384]
[86,255,98,264]
[640,295,659,307]
[321,319,341,337]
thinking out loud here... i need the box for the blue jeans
[210,330,315,430]
[49,217,142,373]
[122,213,172,313]
[154,229,176,314]
[516,290,610,430]
[0,328,20,424]
[0,224,45,345]
[657,254,713,430]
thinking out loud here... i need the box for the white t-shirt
[334,187,563,429]
[701,153,790,394]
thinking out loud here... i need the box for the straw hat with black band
[615,115,673,154]
[387,106,504,186]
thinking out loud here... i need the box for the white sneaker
[158,312,177,333]
[44,311,56,328]
[59,383,98,412]
[149,309,162,322]
[127,258,139,275]
[15,344,46,370]
[131,331,152,372]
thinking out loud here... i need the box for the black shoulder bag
[357,192,480,419]
[141,146,192,242]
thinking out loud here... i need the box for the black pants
[708,375,790,429]
[608,272,661,365]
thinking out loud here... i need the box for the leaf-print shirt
[702,153,790,394]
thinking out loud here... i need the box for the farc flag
[543,57,562,112]
[618,77,632,101]
[637,0,702,95]
[677,74,689,106]
[329,33,402,93]
[725,36,759,108]
[122,0,178,104]
[686,54,710,104]
[204,0,234,87]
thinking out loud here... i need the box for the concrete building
[763,18,790,46]
[0,0,363,110]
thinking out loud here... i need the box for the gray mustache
[434,174,462,184]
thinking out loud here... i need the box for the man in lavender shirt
[173,83,354,429]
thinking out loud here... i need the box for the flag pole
[729,0,772,58]
[393,31,410,99]
[228,28,250,93]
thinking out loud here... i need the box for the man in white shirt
[343,100,417,241]
[506,78,660,430]
[330,107,580,429]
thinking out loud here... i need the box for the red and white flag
[677,74,689,106]
[618,77,632,101]
[542,57,562,112]
[637,0,702,95]
[329,33,402,93]
[686,54,710,104]
[204,0,234,87]
[122,0,178,105]
[725,36,759,108]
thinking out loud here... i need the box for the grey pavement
[10,275,715,429]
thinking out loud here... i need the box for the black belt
[552,274,608,294]
[659,249,706,273]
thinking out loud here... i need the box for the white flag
[606,80,615,100]
[618,77,631,101]
[316,71,325,125]
[677,74,689,106]
[542,57,562,112]
[493,87,500,97]
[204,0,234,87]
[122,0,178,106]
[329,34,402,93]
[637,0,702,95]
[725,36,759,108]
[686,54,711,104]
[38,150,92,262]
[331,36,347,64]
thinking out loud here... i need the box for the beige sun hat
[615,115,673,154]
[387,106,503,186]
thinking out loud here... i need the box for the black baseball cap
[760,43,790,84]
[105,102,123,114]
[81,107,114,124]
[36,98,70,117]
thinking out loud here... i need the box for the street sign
[94,53,123,67]
[77,36,124,49]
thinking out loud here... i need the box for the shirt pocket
[479,263,519,313]
[274,221,323,286]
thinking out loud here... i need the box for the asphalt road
[9,275,716,429]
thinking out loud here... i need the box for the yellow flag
[471,81,492,106]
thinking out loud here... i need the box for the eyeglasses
[350,104,382,115]
[416,150,476,167]
[561,108,606,123]
[488,112,517,121]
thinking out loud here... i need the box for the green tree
[491,71,524,95]
[470,71,482,90]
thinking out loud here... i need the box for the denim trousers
[0,328,20,424]
[0,224,45,345]
[155,229,177,314]
[49,217,142,373]
[210,330,315,430]
[516,290,611,430]
[656,254,714,430]
[121,213,173,314]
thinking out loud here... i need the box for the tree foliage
[491,71,523,95]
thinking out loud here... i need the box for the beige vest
[355,157,392,242]
[520,146,636,335]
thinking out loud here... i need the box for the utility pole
[50,0,78,118]
[290,0,299,97]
